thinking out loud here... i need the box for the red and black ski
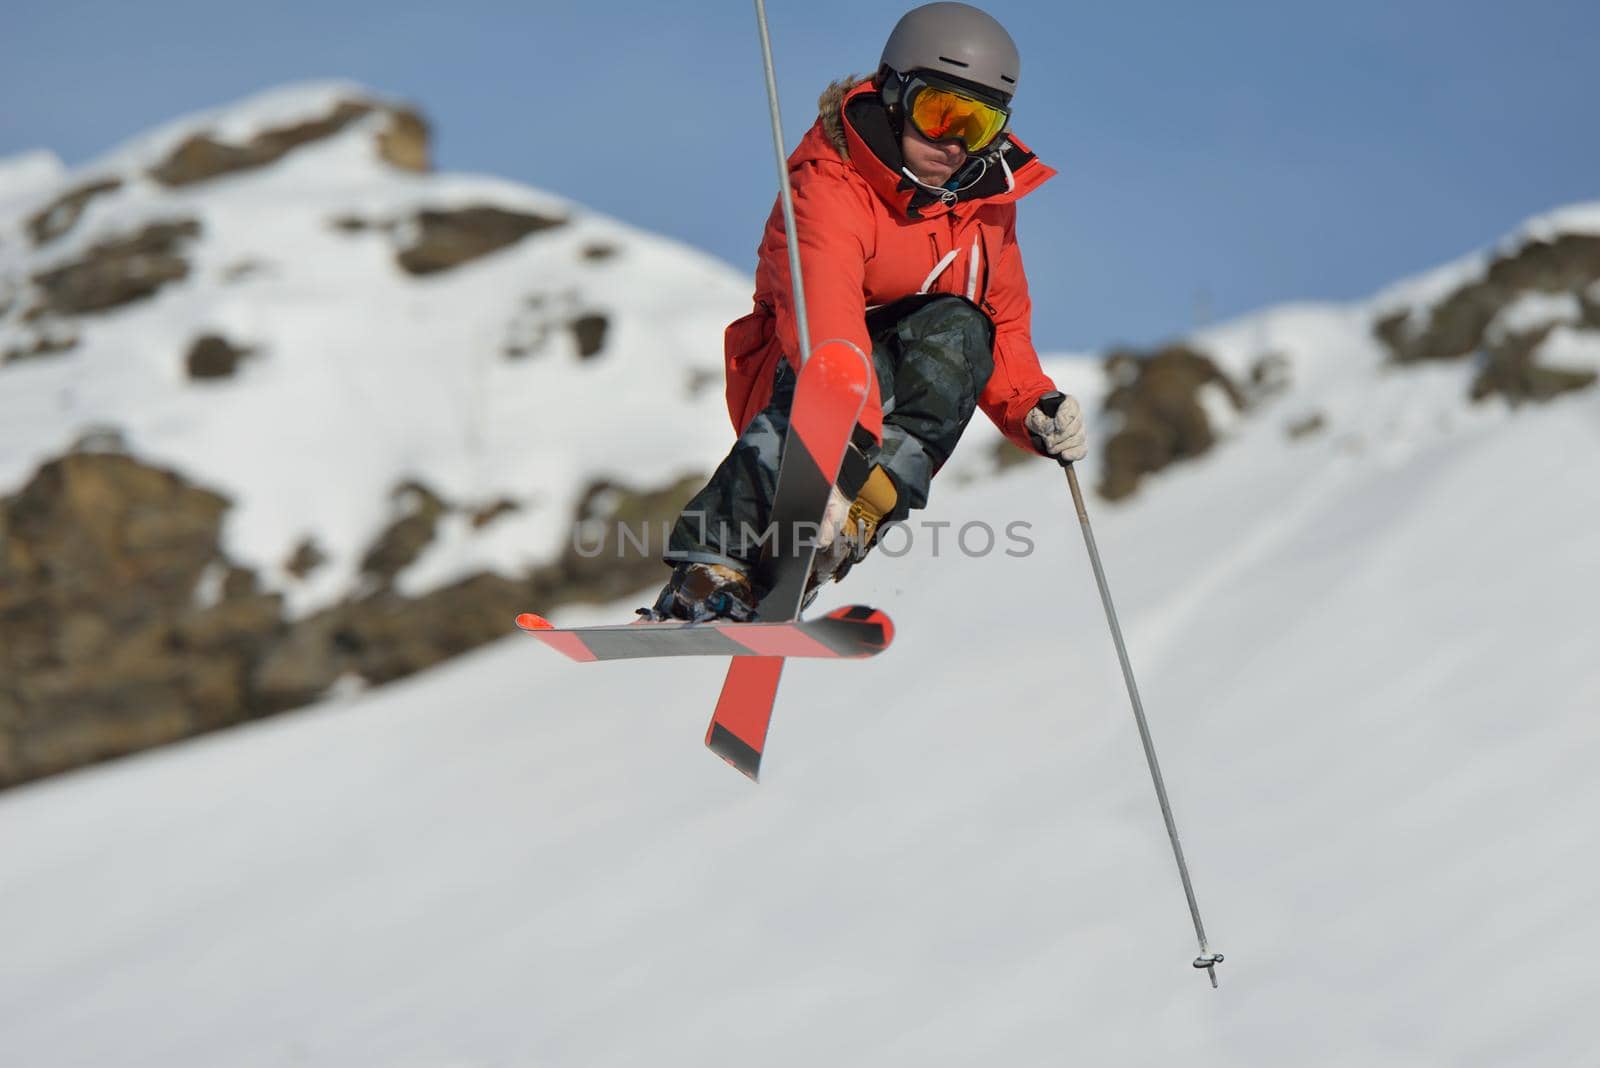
[705,339,874,780]
[516,604,893,662]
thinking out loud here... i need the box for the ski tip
[515,612,555,631]
[825,604,895,653]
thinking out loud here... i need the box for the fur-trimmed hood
[817,75,870,160]
[797,77,1053,222]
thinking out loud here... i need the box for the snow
[1519,199,1600,241]
[0,84,748,617]
[0,149,66,215]
[79,80,388,181]
[1488,290,1583,339]
[1537,324,1600,373]
[2,335,1597,1064]
[4,84,1600,1066]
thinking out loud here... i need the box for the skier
[645,1,1087,622]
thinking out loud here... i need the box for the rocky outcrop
[360,481,450,585]
[1471,323,1599,404]
[334,204,569,276]
[396,206,567,275]
[185,333,254,379]
[539,473,707,605]
[570,313,609,358]
[0,452,282,787]
[150,99,430,187]
[0,451,705,790]
[1375,232,1600,404]
[375,109,430,173]
[1099,344,1246,501]
[250,573,531,712]
[1,324,78,365]
[15,99,429,257]
[26,218,201,318]
[26,177,124,246]
[501,290,610,360]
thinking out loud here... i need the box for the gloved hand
[1025,391,1087,464]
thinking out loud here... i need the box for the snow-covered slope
[0,82,748,615]
[4,292,1600,1065]
[3,85,1600,1065]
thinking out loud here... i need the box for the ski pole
[1037,393,1225,989]
[752,0,813,365]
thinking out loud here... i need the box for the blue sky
[4,0,1597,352]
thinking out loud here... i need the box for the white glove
[1025,392,1087,463]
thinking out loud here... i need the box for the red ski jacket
[724,78,1059,455]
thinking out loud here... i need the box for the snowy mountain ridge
[0,80,747,616]
[3,81,1599,793]
[1,81,1598,1064]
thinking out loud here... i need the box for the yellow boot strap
[845,466,898,544]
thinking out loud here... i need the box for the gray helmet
[879,2,1020,103]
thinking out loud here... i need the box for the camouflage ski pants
[667,294,996,568]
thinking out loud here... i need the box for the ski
[705,339,874,779]
[752,340,874,619]
[516,604,893,663]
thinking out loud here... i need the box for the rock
[333,574,529,687]
[470,499,520,529]
[570,313,608,358]
[1377,233,1600,364]
[0,452,277,788]
[26,177,124,246]
[1470,323,1599,405]
[150,100,430,187]
[185,333,254,379]
[1286,412,1327,440]
[0,449,711,789]
[1,325,79,365]
[538,473,705,606]
[250,573,529,709]
[376,108,431,172]
[396,205,566,275]
[1098,344,1246,501]
[359,480,449,585]
[285,538,327,579]
[26,218,201,318]
[1,452,228,612]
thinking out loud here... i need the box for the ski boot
[639,562,758,623]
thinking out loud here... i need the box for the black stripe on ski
[754,436,834,620]
[706,723,762,779]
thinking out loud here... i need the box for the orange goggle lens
[906,84,1008,152]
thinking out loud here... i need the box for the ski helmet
[879,2,1020,105]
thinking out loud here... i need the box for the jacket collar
[837,80,1055,221]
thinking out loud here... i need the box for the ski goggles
[904,76,1010,153]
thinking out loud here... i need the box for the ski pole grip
[1033,391,1073,468]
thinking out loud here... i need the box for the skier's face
[901,122,967,187]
